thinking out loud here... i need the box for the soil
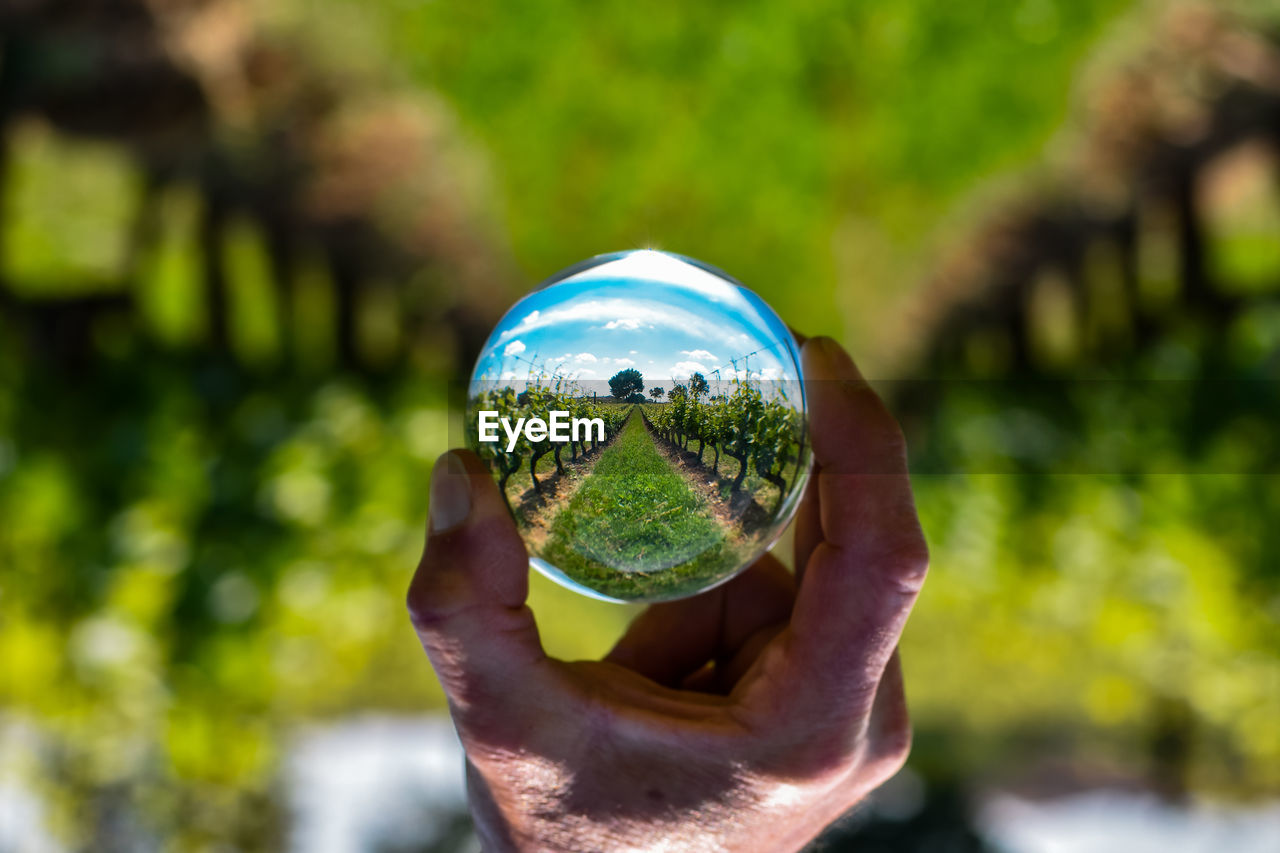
[639,415,773,538]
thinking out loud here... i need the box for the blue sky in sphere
[471,251,801,400]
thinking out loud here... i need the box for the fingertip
[415,448,529,613]
[802,337,905,475]
[429,451,472,534]
[802,336,863,384]
[428,449,519,534]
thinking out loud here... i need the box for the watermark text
[477,410,605,452]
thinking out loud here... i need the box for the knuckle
[891,539,930,598]
[405,594,445,633]
[863,398,908,457]
[405,565,471,633]
[865,725,913,789]
[881,420,909,458]
[406,592,470,639]
[879,717,913,768]
[405,584,448,632]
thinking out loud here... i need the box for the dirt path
[512,434,617,553]
[639,413,773,537]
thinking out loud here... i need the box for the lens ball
[467,250,811,602]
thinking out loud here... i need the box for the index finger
[782,337,928,711]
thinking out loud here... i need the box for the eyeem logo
[478,411,606,452]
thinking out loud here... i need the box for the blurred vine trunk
[728,450,749,492]
[892,3,1280,806]
[495,456,519,516]
[0,0,515,377]
[529,446,549,494]
[1148,695,1194,804]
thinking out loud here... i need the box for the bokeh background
[1,0,1278,850]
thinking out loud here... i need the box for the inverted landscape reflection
[467,250,811,602]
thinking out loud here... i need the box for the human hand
[407,336,929,852]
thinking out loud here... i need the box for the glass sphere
[467,250,811,603]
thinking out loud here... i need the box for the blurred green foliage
[1,0,1279,849]
[301,0,1136,349]
[0,123,141,294]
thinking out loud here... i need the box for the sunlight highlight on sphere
[467,250,811,603]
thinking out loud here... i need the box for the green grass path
[541,411,739,600]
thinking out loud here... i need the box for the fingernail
[429,451,471,533]
[805,336,840,373]
[806,336,860,382]
[812,336,839,359]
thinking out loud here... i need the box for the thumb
[407,450,548,729]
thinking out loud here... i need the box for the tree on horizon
[689,372,709,400]
[608,368,644,401]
